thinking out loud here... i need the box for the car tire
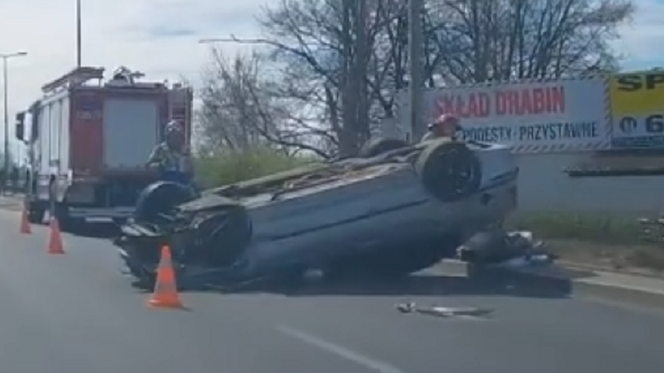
[53,203,85,233]
[359,137,410,158]
[191,201,253,267]
[415,139,482,202]
[134,181,196,224]
[27,202,46,224]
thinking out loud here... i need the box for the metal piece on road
[396,301,494,319]
[276,325,407,373]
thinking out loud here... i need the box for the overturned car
[113,138,519,289]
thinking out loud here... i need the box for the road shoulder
[432,259,664,312]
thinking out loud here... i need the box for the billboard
[397,77,611,153]
[609,71,664,149]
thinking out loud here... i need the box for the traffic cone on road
[147,245,184,309]
[47,218,65,254]
[20,207,31,235]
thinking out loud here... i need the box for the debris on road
[458,229,557,267]
[395,302,494,318]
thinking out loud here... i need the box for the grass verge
[507,212,664,274]
[194,147,317,189]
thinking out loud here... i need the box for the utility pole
[408,0,424,142]
[339,0,354,156]
[1,51,27,194]
[354,0,369,145]
[76,0,82,67]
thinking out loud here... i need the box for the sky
[0,0,270,161]
[0,0,662,161]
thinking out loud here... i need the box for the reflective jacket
[146,142,191,172]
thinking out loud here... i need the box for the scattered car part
[457,229,555,266]
[396,302,494,318]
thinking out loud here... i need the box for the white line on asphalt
[276,324,407,373]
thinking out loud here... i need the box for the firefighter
[146,120,193,181]
[421,114,462,141]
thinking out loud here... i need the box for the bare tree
[430,0,634,83]
[367,0,633,119]
[201,0,632,155]
[196,49,267,153]
[222,0,377,156]
[196,47,332,158]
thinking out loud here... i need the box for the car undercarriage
[113,138,519,290]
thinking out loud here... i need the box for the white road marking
[275,325,407,373]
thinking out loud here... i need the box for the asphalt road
[1,209,664,373]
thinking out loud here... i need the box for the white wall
[516,152,664,216]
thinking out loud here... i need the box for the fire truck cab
[16,66,193,231]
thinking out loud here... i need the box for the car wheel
[134,181,196,224]
[50,202,82,233]
[416,139,482,202]
[192,203,253,267]
[59,217,86,233]
[27,203,46,224]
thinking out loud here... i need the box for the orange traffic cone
[47,218,65,254]
[20,208,31,235]
[147,245,184,309]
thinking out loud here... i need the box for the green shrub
[194,147,318,189]
[506,212,642,245]
[506,212,664,271]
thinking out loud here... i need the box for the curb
[0,194,24,211]
[0,201,23,211]
[433,260,664,310]
[570,280,664,310]
[557,260,664,280]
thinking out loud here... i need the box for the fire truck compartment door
[103,98,159,168]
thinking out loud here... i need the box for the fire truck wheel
[54,203,85,233]
[26,202,46,224]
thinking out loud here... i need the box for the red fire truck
[15,66,193,231]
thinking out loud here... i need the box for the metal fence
[0,180,26,195]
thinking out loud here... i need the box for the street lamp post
[408,0,424,142]
[0,51,27,194]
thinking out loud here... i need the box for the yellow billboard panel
[610,71,664,148]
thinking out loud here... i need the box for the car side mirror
[15,112,25,141]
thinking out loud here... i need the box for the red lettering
[520,89,532,114]
[467,94,479,117]
[532,88,545,114]
[495,91,506,115]
[437,95,454,115]
[551,86,565,113]
[434,93,490,118]
[477,93,490,117]
[493,86,566,116]
[508,91,518,115]
[454,96,465,117]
